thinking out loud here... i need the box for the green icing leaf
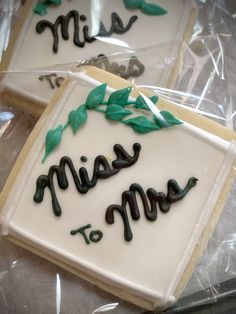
[149,95,159,104]
[48,0,62,4]
[135,95,149,110]
[68,104,88,134]
[135,95,159,110]
[34,0,62,16]
[108,86,132,106]
[140,2,167,15]
[105,104,132,121]
[42,125,63,163]
[123,0,167,16]
[124,116,159,133]
[123,0,143,8]
[85,83,107,109]
[34,3,48,15]
[154,111,183,128]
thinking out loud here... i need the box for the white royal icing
[3,0,195,106]
[1,72,234,309]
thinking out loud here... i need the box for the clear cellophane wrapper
[0,0,236,313]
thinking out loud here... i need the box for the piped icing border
[2,139,236,307]
[5,222,171,303]
[164,141,236,303]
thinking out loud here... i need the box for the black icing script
[38,54,145,90]
[33,143,141,217]
[36,10,138,53]
[81,54,145,79]
[38,73,64,89]
[106,178,198,241]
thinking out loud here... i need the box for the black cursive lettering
[38,73,64,89]
[106,178,198,241]
[81,54,145,79]
[71,224,103,244]
[36,10,138,53]
[33,143,141,217]
[71,224,91,244]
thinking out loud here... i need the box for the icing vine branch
[42,83,182,163]
[34,1,167,17]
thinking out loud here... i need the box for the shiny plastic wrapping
[0,0,236,313]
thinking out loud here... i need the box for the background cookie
[0,0,197,115]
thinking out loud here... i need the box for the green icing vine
[42,84,182,163]
[123,0,167,16]
[34,0,166,17]
[34,0,62,16]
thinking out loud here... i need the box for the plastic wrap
[0,0,21,62]
[0,0,236,313]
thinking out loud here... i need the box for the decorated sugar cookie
[1,67,235,311]
[0,0,196,115]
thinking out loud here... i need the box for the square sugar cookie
[0,67,235,311]
[0,0,197,115]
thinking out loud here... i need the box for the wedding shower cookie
[0,0,196,115]
[0,67,235,311]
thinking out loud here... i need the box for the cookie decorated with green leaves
[1,67,235,311]
[0,0,196,115]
